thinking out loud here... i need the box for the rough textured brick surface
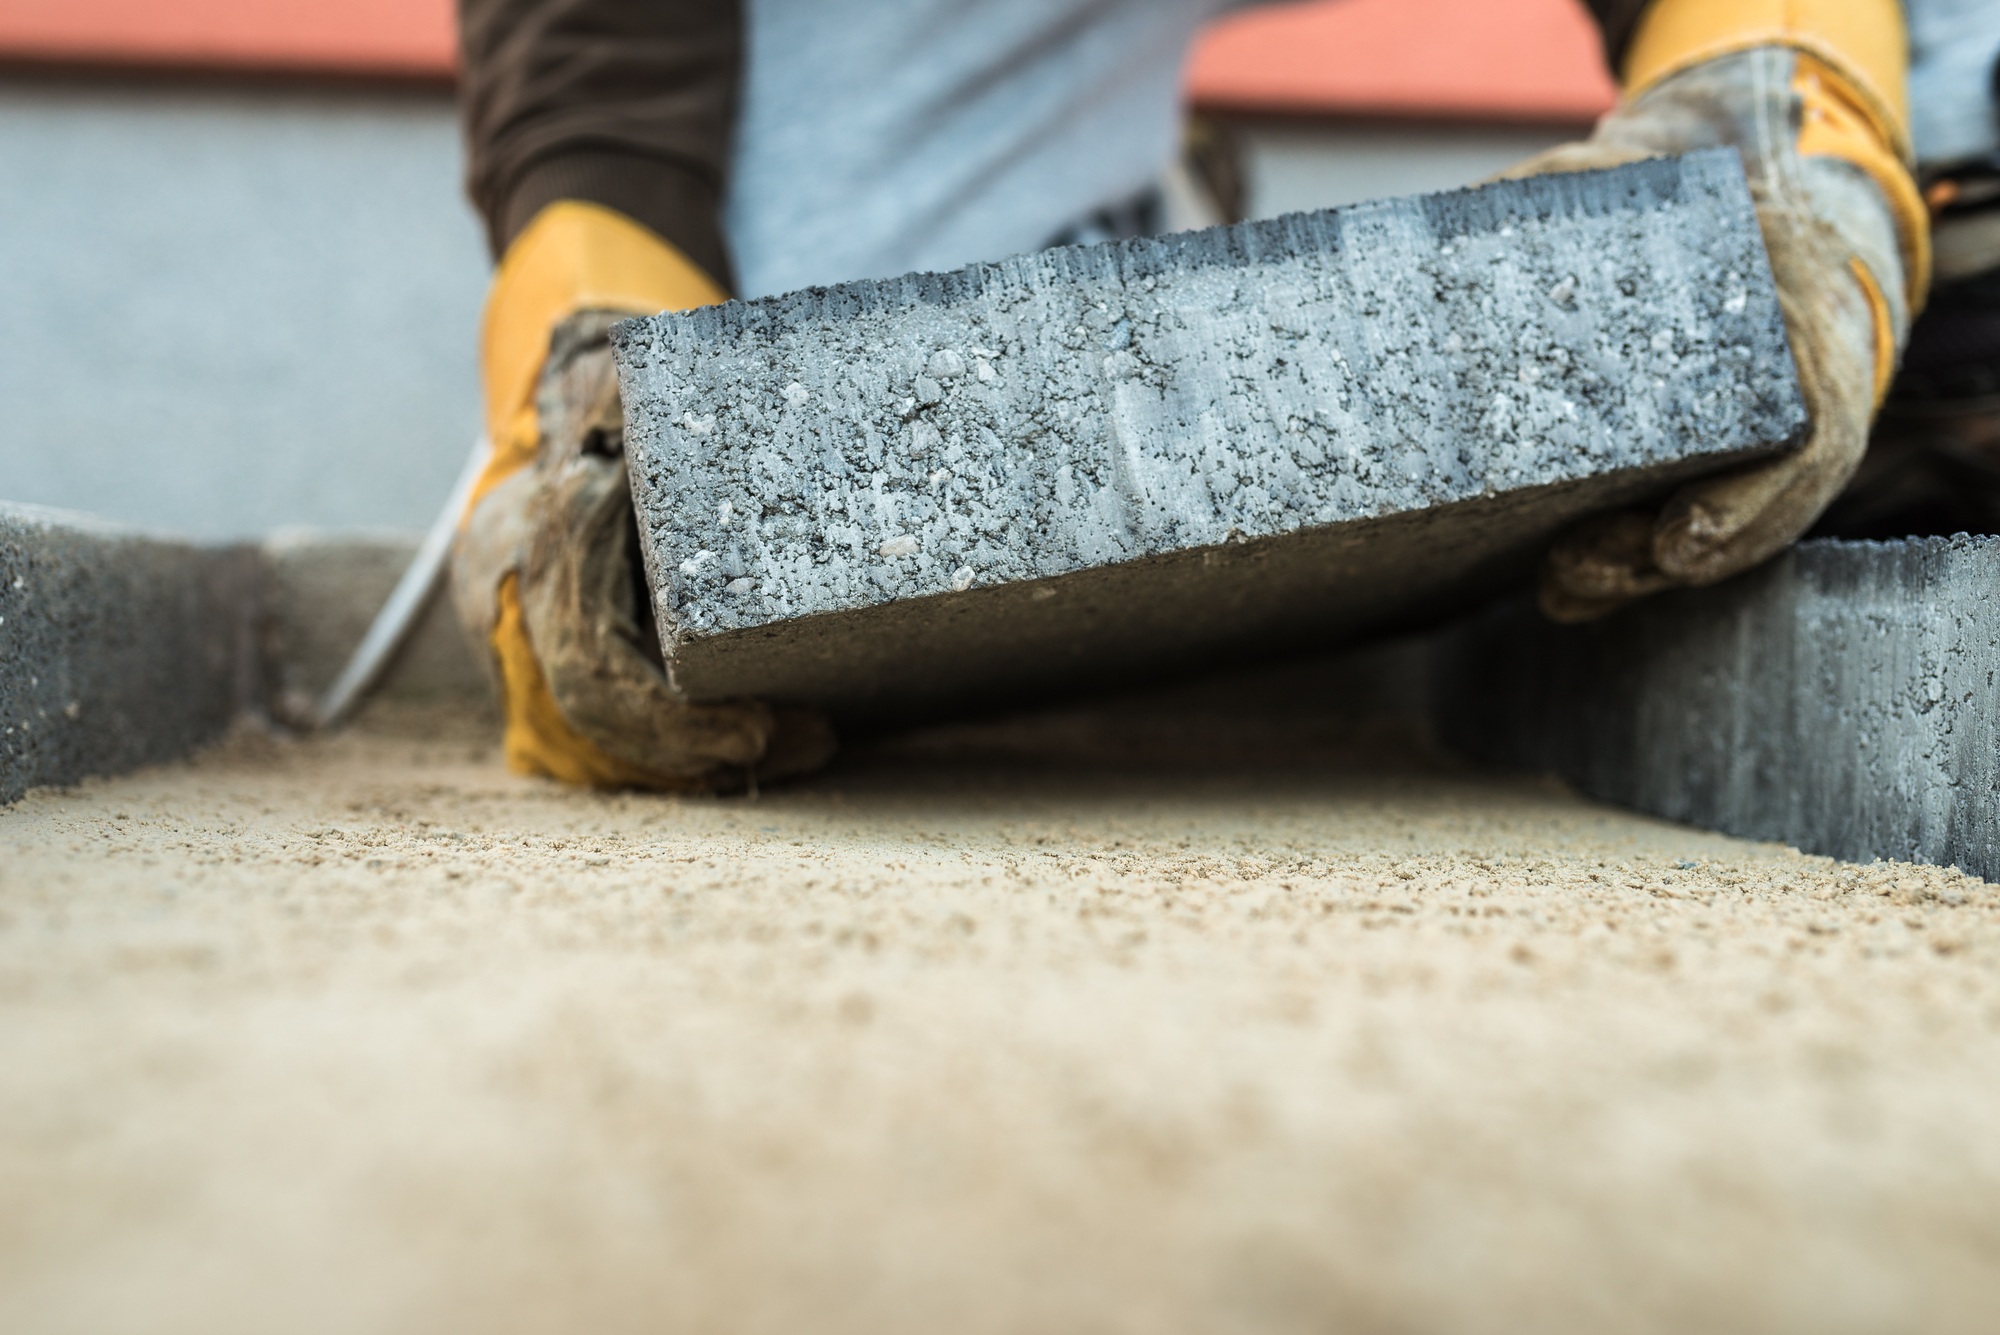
[615,149,1806,721]
[0,504,262,803]
[1437,537,2000,881]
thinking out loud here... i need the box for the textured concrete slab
[1437,537,2000,881]
[0,503,262,803]
[615,150,1807,722]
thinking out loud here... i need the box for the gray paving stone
[0,504,262,803]
[1437,537,2000,881]
[614,150,1808,722]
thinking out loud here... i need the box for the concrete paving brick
[0,504,262,803]
[1437,536,2000,881]
[614,150,1808,722]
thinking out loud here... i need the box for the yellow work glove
[1505,0,1930,621]
[451,201,835,788]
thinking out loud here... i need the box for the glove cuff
[1623,0,1911,165]
[1625,2,1930,313]
[474,200,728,513]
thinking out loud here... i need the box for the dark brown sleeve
[1580,0,1652,81]
[458,0,741,291]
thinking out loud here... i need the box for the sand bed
[3,706,1999,1333]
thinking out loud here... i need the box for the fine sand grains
[2,710,1998,1334]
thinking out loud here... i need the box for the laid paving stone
[615,150,1807,722]
[0,504,262,803]
[1437,536,2000,881]
[1,511,500,801]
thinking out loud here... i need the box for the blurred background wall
[0,0,1613,540]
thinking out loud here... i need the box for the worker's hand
[1501,4,1928,621]
[451,202,834,789]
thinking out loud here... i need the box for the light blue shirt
[725,0,1241,298]
[1908,0,2000,167]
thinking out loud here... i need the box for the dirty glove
[1504,0,1931,621]
[452,201,835,788]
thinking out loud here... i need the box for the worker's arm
[1576,0,1658,76]
[1518,0,1926,620]
[457,0,741,287]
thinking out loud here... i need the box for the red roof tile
[1187,0,1617,123]
[0,0,1618,123]
[0,0,456,79]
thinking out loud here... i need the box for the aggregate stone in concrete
[1436,536,2000,881]
[0,503,262,803]
[614,150,1807,721]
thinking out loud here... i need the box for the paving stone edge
[1435,535,2000,881]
